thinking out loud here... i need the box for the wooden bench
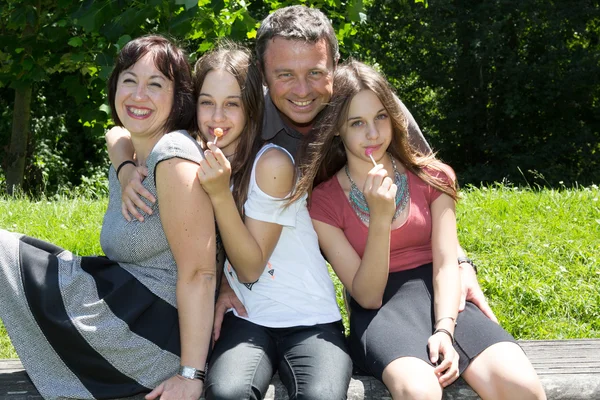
[1,339,598,400]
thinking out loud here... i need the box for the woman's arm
[198,144,293,283]
[151,157,216,399]
[313,165,396,309]
[106,126,135,170]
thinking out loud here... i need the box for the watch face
[179,366,196,379]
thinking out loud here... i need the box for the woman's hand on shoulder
[255,147,294,198]
[145,375,203,400]
[428,331,459,387]
[198,142,232,200]
[363,164,397,222]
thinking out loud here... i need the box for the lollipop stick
[368,154,377,167]
[365,148,377,167]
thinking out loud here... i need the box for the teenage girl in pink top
[294,60,546,400]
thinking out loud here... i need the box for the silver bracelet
[434,316,456,327]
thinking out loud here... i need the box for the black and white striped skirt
[0,230,181,399]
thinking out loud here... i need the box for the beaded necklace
[344,156,409,223]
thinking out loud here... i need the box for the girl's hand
[363,164,397,222]
[119,164,156,222]
[198,142,232,199]
[428,332,460,387]
[145,375,203,400]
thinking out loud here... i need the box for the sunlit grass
[1,185,598,358]
[455,183,599,339]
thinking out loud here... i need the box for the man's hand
[459,263,498,323]
[213,277,247,341]
[118,164,156,222]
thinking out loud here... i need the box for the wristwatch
[178,366,206,381]
[458,256,478,274]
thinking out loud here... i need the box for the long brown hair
[294,59,458,204]
[193,41,265,215]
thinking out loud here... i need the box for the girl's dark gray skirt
[348,263,516,381]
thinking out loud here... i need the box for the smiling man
[255,5,431,157]
[262,37,332,132]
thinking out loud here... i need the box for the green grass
[1,185,598,358]
[456,184,599,339]
[0,196,107,255]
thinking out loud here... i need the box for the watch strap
[458,256,478,274]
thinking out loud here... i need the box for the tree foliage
[353,0,600,187]
[0,0,598,196]
[0,0,366,196]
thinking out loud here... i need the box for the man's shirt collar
[261,92,303,141]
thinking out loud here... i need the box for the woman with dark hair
[0,35,216,400]
[301,60,546,400]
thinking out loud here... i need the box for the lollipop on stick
[365,148,377,167]
[213,128,223,145]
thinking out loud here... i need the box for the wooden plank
[520,339,600,375]
[0,339,599,400]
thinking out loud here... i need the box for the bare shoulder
[155,158,203,196]
[255,147,295,198]
[157,157,200,178]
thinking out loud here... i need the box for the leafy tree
[1,0,368,196]
[0,0,250,195]
[354,0,599,187]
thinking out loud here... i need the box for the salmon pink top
[310,164,455,273]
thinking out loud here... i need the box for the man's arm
[392,99,497,322]
[394,95,432,155]
[457,246,498,323]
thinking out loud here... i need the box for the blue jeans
[204,313,352,400]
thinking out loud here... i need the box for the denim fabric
[205,313,352,400]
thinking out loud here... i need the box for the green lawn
[0,185,598,358]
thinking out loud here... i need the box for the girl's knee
[464,342,546,400]
[390,381,442,400]
[495,368,546,400]
[383,358,442,400]
[204,381,263,400]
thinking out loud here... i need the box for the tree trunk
[6,84,32,196]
